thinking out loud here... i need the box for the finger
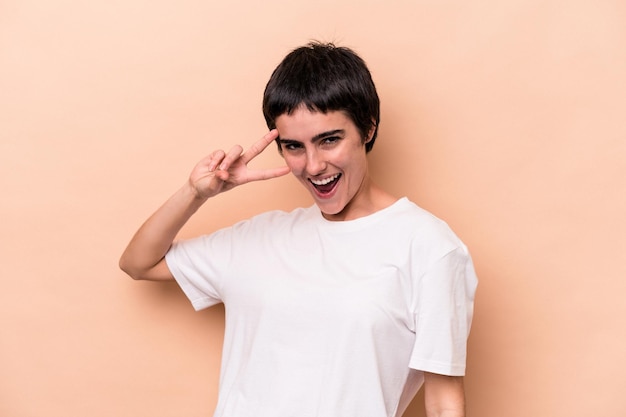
[206,150,226,172]
[240,130,279,165]
[217,145,244,171]
[246,165,291,182]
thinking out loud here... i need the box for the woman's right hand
[188,129,290,200]
[119,130,290,281]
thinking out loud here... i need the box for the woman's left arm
[423,372,466,417]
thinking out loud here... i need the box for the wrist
[176,182,209,215]
[183,180,210,202]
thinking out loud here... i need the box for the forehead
[275,108,356,140]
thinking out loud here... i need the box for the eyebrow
[278,129,345,144]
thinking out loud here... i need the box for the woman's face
[275,107,372,221]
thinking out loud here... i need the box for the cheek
[283,155,304,176]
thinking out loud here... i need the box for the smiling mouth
[309,173,341,194]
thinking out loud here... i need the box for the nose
[305,149,327,176]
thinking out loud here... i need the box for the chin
[317,201,348,217]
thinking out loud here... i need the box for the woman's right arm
[119,130,290,281]
[118,183,207,281]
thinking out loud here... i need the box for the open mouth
[309,173,341,195]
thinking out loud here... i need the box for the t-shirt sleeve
[165,228,234,311]
[409,245,478,376]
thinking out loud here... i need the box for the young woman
[120,42,477,417]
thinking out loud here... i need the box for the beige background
[2,0,625,416]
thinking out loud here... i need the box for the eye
[281,141,304,152]
[321,136,340,146]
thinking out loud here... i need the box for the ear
[365,121,377,143]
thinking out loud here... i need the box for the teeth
[311,174,340,186]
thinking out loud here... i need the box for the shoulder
[389,198,469,260]
[221,205,319,240]
[239,205,316,228]
[390,199,462,241]
[171,206,317,255]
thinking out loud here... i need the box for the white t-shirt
[165,197,477,417]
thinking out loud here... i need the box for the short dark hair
[262,42,380,153]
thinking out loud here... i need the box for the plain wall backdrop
[1,0,625,416]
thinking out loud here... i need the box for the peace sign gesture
[189,129,290,200]
[119,129,290,281]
